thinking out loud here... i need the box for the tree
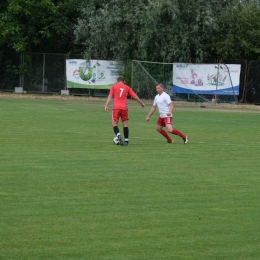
[75,0,237,63]
[212,2,260,60]
[0,0,81,90]
[0,0,80,54]
[75,0,151,61]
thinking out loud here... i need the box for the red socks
[159,129,186,142]
[160,129,172,143]
[171,129,185,138]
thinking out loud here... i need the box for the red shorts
[157,116,172,127]
[112,109,129,123]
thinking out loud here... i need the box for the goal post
[131,60,240,104]
[131,60,173,99]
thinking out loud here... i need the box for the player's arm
[133,96,145,108]
[104,94,113,112]
[129,88,145,108]
[166,102,174,116]
[146,105,156,122]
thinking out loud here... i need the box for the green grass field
[1,95,260,260]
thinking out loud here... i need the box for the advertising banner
[173,63,241,95]
[66,59,120,89]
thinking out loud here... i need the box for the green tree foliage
[75,0,237,62]
[212,2,260,60]
[1,0,260,67]
[75,0,149,61]
[0,0,80,54]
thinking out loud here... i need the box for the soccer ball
[113,137,120,145]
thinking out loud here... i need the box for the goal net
[131,60,239,104]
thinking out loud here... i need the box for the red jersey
[109,82,137,110]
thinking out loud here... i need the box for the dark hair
[117,76,125,82]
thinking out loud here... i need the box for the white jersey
[153,91,172,118]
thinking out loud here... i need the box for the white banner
[66,59,120,89]
[173,63,241,95]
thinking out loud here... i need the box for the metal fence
[0,52,260,103]
[244,60,260,104]
[0,53,21,92]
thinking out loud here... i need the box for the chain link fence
[0,52,260,103]
[21,53,74,93]
[244,60,260,104]
[0,53,20,92]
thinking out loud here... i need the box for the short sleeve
[153,97,157,106]
[128,88,137,99]
[165,94,172,104]
[109,86,114,96]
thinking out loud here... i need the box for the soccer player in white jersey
[146,83,188,144]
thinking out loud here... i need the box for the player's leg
[121,110,129,146]
[112,110,123,145]
[165,121,188,144]
[156,117,172,143]
[122,120,129,145]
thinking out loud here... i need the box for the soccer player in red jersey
[105,76,145,146]
[146,83,188,144]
